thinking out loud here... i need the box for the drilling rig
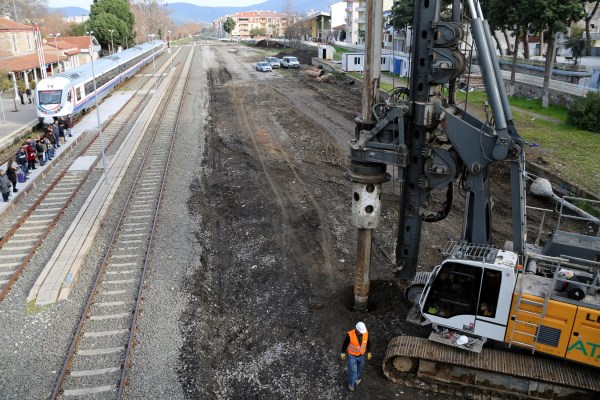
[346,0,600,397]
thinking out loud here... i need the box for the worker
[340,321,372,391]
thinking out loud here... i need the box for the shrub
[567,91,600,133]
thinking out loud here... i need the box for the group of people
[0,116,74,202]
[45,116,73,148]
[17,88,33,105]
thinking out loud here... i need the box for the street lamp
[167,30,173,69]
[85,31,109,184]
[148,34,158,96]
[108,29,114,54]
[49,33,61,73]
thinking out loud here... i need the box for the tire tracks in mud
[231,83,340,293]
[195,64,345,398]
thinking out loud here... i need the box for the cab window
[424,262,482,318]
[38,90,62,105]
[477,269,501,318]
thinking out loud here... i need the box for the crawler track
[383,335,600,399]
[0,48,182,302]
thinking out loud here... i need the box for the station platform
[0,90,135,214]
[24,47,183,306]
[0,93,38,150]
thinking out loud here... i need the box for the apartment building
[214,11,291,39]
[344,0,393,45]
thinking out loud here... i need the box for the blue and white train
[35,40,165,124]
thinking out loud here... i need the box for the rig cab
[421,243,518,342]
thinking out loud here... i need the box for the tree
[130,1,170,45]
[0,0,48,24]
[249,27,265,38]
[565,26,586,64]
[484,0,534,92]
[583,1,600,56]
[42,11,71,36]
[527,0,586,107]
[0,71,13,92]
[223,17,236,39]
[391,0,413,30]
[567,91,600,132]
[87,0,135,52]
[67,22,88,37]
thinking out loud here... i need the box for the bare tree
[321,29,334,45]
[42,11,70,36]
[0,0,48,24]
[130,0,171,42]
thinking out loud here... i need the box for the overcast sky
[48,0,267,9]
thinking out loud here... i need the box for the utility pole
[347,0,385,312]
[109,30,115,54]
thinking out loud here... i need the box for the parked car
[256,62,272,72]
[265,57,280,69]
[281,56,300,69]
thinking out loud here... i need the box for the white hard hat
[456,335,469,345]
[355,322,367,334]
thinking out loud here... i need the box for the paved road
[0,92,38,149]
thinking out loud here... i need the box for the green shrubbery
[567,91,600,133]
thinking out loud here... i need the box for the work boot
[355,379,361,386]
[348,385,354,391]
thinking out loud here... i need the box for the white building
[344,0,393,45]
[329,1,346,28]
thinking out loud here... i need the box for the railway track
[50,43,194,399]
[0,47,182,301]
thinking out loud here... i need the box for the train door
[422,261,482,333]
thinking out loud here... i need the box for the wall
[0,30,35,55]
[505,80,580,108]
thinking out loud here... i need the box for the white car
[256,62,272,72]
[281,56,300,69]
[265,56,281,68]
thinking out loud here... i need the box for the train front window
[38,90,62,105]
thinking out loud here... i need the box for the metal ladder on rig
[507,257,561,353]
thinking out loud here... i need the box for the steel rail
[51,45,191,400]
[0,50,176,171]
[0,49,179,301]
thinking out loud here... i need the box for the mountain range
[50,0,339,25]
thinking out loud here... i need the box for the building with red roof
[0,17,100,98]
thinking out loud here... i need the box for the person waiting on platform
[0,169,12,202]
[6,161,18,193]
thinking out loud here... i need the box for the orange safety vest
[347,329,368,356]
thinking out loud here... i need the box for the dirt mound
[254,39,285,48]
[273,49,317,65]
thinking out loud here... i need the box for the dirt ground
[178,43,570,399]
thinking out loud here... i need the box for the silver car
[256,62,272,72]
[265,57,281,69]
